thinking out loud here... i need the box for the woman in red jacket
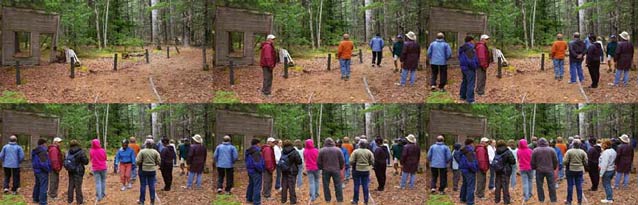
[260,35,278,97]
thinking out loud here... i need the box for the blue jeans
[566,171,583,204]
[569,61,585,83]
[614,69,630,85]
[559,165,565,179]
[131,164,137,181]
[352,170,370,203]
[553,59,565,77]
[521,170,534,201]
[510,165,517,187]
[307,170,320,201]
[345,165,351,180]
[32,172,48,205]
[339,59,351,78]
[460,171,476,205]
[187,171,203,188]
[246,172,262,205]
[93,170,106,201]
[614,171,629,188]
[296,168,303,187]
[603,171,615,201]
[400,171,416,189]
[139,171,156,203]
[400,68,417,86]
[489,168,495,189]
[460,69,476,103]
[275,166,282,189]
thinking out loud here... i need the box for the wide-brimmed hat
[480,137,490,143]
[405,31,416,41]
[620,31,630,41]
[620,134,630,143]
[267,34,276,40]
[192,134,203,143]
[406,134,416,143]
[53,137,63,143]
[480,34,490,40]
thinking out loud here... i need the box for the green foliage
[0,91,28,103]
[212,91,240,104]
[426,92,455,104]
[0,194,27,205]
[427,194,454,205]
[212,194,241,205]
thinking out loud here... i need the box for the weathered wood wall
[2,7,59,66]
[427,110,487,148]
[214,7,273,66]
[1,110,59,160]
[427,7,487,60]
[215,110,273,151]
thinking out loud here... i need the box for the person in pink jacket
[517,139,533,202]
[303,139,319,202]
[89,139,107,202]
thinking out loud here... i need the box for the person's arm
[115,150,120,165]
[337,43,343,59]
[232,147,238,162]
[317,151,323,170]
[136,152,142,167]
[446,44,452,60]
[339,150,345,170]
[0,146,4,160]
[155,151,161,166]
[427,44,433,59]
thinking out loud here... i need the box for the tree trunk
[578,103,586,137]
[104,0,110,48]
[530,0,537,49]
[94,3,102,49]
[578,0,586,34]
[364,0,373,41]
[520,0,529,49]
[317,0,324,48]
[306,1,316,49]
[103,104,110,148]
[364,103,373,138]
[318,104,323,147]
[151,103,159,139]
[151,0,160,48]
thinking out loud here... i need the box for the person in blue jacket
[428,135,452,194]
[115,139,136,191]
[459,36,480,104]
[245,138,265,205]
[370,33,385,67]
[457,138,478,205]
[0,135,25,194]
[214,135,238,194]
[427,32,452,92]
[31,138,51,205]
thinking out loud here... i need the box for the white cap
[267,34,276,40]
[53,137,63,143]
[480,137,490,143]
[480,34,490,40]
[267,137,276,143]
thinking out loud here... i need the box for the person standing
[342,137,354,181]
[177,138,190,176]
[337,34,354,81]
[303,139,320,202]
[261,137,277,199]
[551,33,568,80]
[599,140,617,204]
[427,135,451,194]
[563,139,588,205]
[493,140,516,205]
[427,32,452,92]
[47,137,63,200]
[586,33,603,88]
[614,134,633,188]
[392,35,405,72]
[399,31,421,86]
[186,134,207,190]
[586,138,601,191]
[556,137,568,180]
[317,138,345,203]
[568,32,586,84]
[336,139,349,189]
[373,137,389,191]
[459,36,480,103]
[531,138,558,203]
[487,139,496,191]
[451,143,462,191]
[475,35,491,96]
[614,31,634,86]
[89,139,107,202]
[400,134,420,189]
[280,140,302,205]
[550,140,564,189]
[129,137,141,183]
[507,140,518,188]
[136,139,161,205]
[293,140,305,188]
[606,35,618,73]
[260,34,278,97]
[160,138,176,191]
[457,139,478,205]
[32,138,51,205]
[370,33,384,67]
[517,139,534,202]
[274,140,283,192]
[391,138,405,176]
[213,135,238,194]
[350,139,374,204]
[474,137,490,199]
[64,140,88,205]
[245,139,265,205]
[0,135,24,194]
[115,139,136,191]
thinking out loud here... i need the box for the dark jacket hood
[538,138,549,147]
[453,143,462,151]
[496,145,509,154]
[282,146,296,154]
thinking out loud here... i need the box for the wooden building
[1,110,60,161]
[427,110,487,148]
[214,7,273,66]
[428,7,487,60]
[214,110,274,158]
[1,7,60,66]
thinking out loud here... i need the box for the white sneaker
[3,188,8,193]
[601,199,613,203]
[127,183,133,189]
[120,186,126,191]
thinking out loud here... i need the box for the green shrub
[0,91,28,103]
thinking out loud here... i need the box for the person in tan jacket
[350,139,374,204]
[551,33,568,81]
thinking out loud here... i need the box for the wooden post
[359,49,363,64]
[15,61,21,85]
[327,53,331,71]
[167,46,170,59]
[203,48,209,71]
[175,46,180,54]
[284,57,289,79]
[145,49,149,64]
[497,57,502,79]
[114,53,118,71]
[541,53,545,71]
[70,58,75,79]
[229,60,235,85]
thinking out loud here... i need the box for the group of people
[550,31,635,88]
[0,134,208,205]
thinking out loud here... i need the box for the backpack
[64,151,81,173]
[31,147,49,170]
[277,152,292,172]
[491,151,510,174]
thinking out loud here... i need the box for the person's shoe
[127,183,133,189]
[430,188,436,193]
[439,88,447,92]
[601,199,614,203]
[439,191,445,195]
[453,188,458,192]
[430,86,437,91]
[136,200,143,204]
[3,188,8,193]
[225,191,231,195]
[351,200,358,204]
[121,186,126,191]
[217,188,223,194]
[371,64,375,67]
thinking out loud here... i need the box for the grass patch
[212,91,240,104]
[426,91,455,104]
[212,194,241,205]
[427,194,454,205]
[503,47,547,59]
[0,91,28,103]
[0,194,27,205]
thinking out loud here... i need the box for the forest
[1,103,637,150]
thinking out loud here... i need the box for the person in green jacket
[391,138,405,176]
[136,139,161,205]
[606,35,618,73]
[349,139,374,205]
[391,35,405,72]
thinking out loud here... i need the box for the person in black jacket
[160,138,176,191]
[494,140,516,204]
[586,138,601,191]
[586,34,603,88]
[66,140,89,205]
[373,137,389,191]
[280,140,302,204]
